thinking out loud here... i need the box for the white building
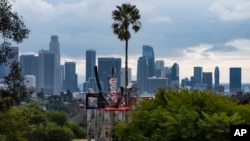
[24,75,36,88]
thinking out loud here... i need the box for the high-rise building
[202,72,212,90]
[49,35,61,93]
[155,60,165,78]
[214,66,220,91]
[230,67,241,93]
[98,57,121,92]
[38,50,55,94]
[171,63,179,86]
[143,45,155,77]
[165,67,172,85]
[5,47,19,76]
[64,62,78,92]
[86,49,96,81]
[148,77,168,94]
[20,54,39,86]
[121,67,131,87]
[193,66,203,84]
[137,57,148,93]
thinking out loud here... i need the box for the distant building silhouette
[86,49,96,81]
[5,47,19,76]
[202,72,212,90]
[64,62,78,92]
[148,77,168,94]
[193,66,203,85]
[171,63,179,87]
[165,67,172,85]
[155,60,165,78]
[20,54,39,87]
[98,57,121,92]
[214,66,220,91]
[38,50,55,94]
[120,67,131,87]
[143,45,155,77]
[137,56,148,93]
[49,35,61,93]
[230,67,241,93]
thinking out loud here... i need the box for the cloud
[210,0,250,21]
[149,16,172,24]
[205,44,238,52]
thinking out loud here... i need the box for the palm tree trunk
[125,39,129,106]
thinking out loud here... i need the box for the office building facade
[230,67,241,93]
[38,50,55,94]
[64,62,78,92]
[86,49,96,81]
[49,35,61,93]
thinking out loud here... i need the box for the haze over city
[10,0,250,83]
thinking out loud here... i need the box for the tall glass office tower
[86,49,96,81]
[202,72,212,90]
[143,45,155,77]
[171,63,179,86]
[230,67,241,93]
[98,57,121,92]
[64,62,78,92]
[137,57,148,92]
[20,55,39,86]
[38,50,55,94]
[214,66,219,91]
[193,66,203,84]
[155,60,164,78]
[49,35,61,93]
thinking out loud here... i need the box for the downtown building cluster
[84,45,244,95]
[0,35,244,95]
[0,35,79,94]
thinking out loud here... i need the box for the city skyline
[10,0,250,83]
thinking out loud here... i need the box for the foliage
[0,102,85,141]
[0,0,30,111]
[0,106,32,141]
[46,95,70,113]
[112,88,250,141]
[0,0,30,63]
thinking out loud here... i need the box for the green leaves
[112,88,250,141]
[111,3,141,41]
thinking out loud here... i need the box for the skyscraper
[5,47,19,76]
[165,67,172,85]
[230,67,241,93]
[121,67,131,87]
[202,72,212,90]
[20,54,39,86]
[143,45,155,77]
[86,49,96,81]
[137,57,148,93]
[49,35,61,93]
[155,60,164,78]
[38,50,55,94]
[171,63,179,86]
[214,66,219,91]
[64,62,78,92]
[193,66,203,84]
[98,57,121,92]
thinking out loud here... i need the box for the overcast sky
[10,0,250,84]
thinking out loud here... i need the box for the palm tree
[112,3,141,106]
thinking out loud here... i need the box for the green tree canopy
[112,88,250,141]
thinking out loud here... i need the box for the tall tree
[112,3,141,106]
[0,0,30,110]
[0,0,29,63]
